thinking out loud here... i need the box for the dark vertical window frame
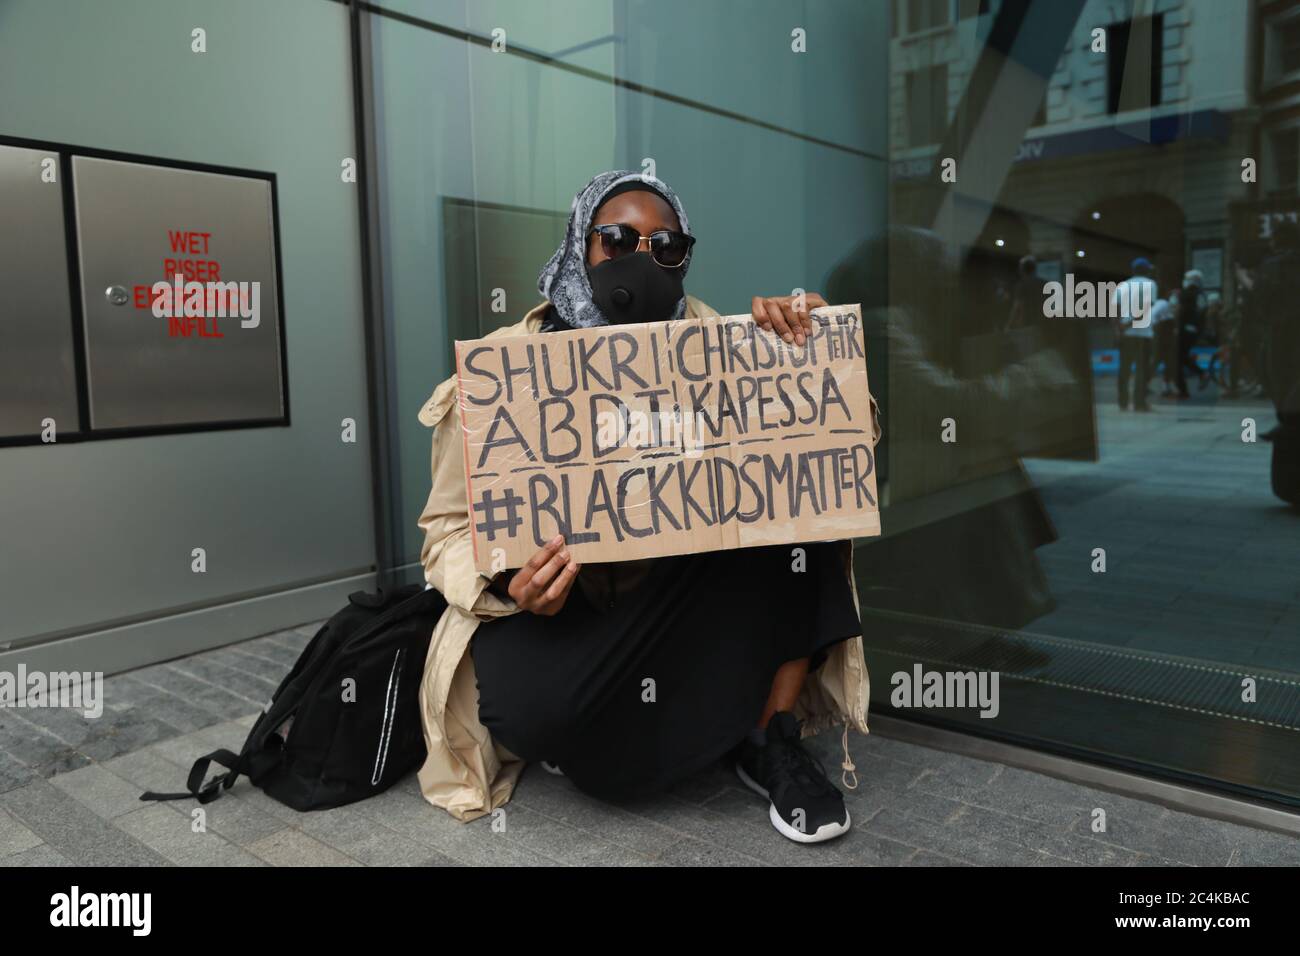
[1151,12,1165,107]
[59,149,92,439]
[347,1,403,587]
[1106,13,1165,115]
[1269,126,1300,194]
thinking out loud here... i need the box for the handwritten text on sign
[455,304,879,571]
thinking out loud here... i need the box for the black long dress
[470,540,861,802]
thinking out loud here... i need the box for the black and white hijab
[538,169,694,331]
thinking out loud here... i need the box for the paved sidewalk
[1029,385,1300,672]
[1,624,1296,866]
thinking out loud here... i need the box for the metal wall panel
[0,144,79,439]
[0,0,371,668]
[72,156,285,430]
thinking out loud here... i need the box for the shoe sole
[735,763,851,844]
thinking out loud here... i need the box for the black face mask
[587,253,685,325]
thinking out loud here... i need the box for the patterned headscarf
[538,169,694,329]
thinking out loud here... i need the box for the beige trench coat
[415,296,882,821]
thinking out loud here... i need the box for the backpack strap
[139,748,244,804]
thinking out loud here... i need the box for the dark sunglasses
[589,223,695,268]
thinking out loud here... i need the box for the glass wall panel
[368,0,889,566]
[365,0,1299,807]
[864,0,1300,806]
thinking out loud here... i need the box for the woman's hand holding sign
[751,292,828,347]
[506,534,581,616]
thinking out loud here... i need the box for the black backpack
[141,583,446,811]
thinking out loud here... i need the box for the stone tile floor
[1,624,1297,866]
[4,380,1298,866]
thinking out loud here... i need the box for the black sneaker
[736,712,850,843]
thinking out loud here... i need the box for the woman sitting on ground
[414,169,880,844]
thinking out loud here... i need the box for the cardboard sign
[455,304,879,572]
